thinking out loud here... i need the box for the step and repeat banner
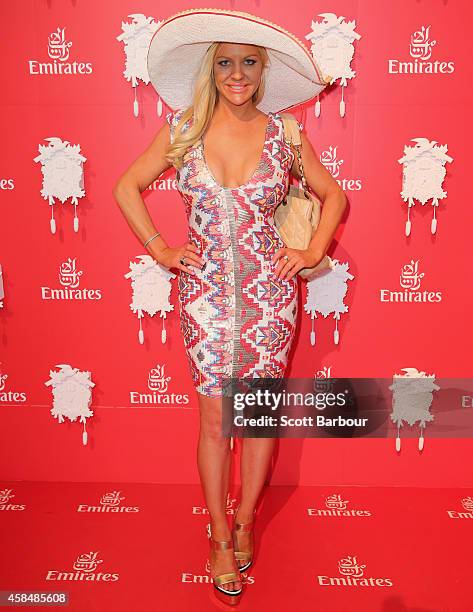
[1,1,472,486]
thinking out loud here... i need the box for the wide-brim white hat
[146,7,331,113]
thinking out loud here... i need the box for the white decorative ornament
[398,137,453,236]
[388,367,439,452]
[0,264,4,308]
[305,13,361,118]
[33,137,86,234]
[124,255,175,344]
[44,364,95,446]
[116,14,161,118]
[0,364,7,391]
[304,260,354,345]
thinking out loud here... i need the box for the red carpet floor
[0,482,471,611]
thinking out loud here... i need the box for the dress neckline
[199,112,273,190]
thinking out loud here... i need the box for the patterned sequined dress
[166,109,300,397]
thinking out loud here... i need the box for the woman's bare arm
[289,130,347,259]
[112,123,204,274]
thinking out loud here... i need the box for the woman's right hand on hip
[157,242,205,275]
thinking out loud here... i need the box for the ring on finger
[180,256,186,265]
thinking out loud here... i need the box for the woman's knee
[198,395,227,441]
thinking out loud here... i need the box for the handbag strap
[280,113,310,196]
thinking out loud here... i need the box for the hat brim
[146,8,328,114]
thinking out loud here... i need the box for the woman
[113,8,346,606]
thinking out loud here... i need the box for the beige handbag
[274,113,333,280]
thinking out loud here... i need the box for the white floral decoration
[389,367,439,452]
[44,364,95,446]
[304,260,354,345]
[33,137,86,234]
[116,14,161,117]
[305,13,361,117]
[124,255,176,344]
[398,137,453,236]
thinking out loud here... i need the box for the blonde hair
[165,42,270,170]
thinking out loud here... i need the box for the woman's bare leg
[197,391,241,591]
[234,437,276,567]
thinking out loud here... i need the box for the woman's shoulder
[274,111,303,132]
[165,108,194,146]
[165,107,186,127]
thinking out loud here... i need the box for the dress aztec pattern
[166,109,300,397]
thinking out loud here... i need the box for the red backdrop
[1,0,472,486]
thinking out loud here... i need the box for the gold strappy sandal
[206,522,242,606]
[231,506,256,572]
